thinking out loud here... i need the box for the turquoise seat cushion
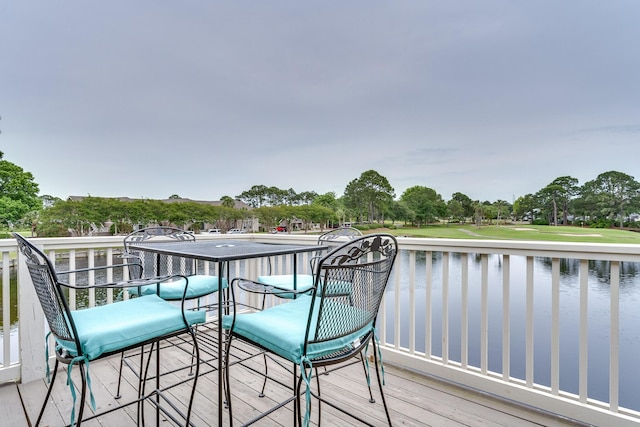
[128,275,227,300]
[57,294,206,361]
[257,274,314,298]
[320,280,353,296]
[222,295,372,364]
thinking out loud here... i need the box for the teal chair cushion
[57,294,206,361]
[222,295,372,364]
[128,275,227,300]
[257,274,314,298]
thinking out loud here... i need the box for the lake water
[3,252,640,411]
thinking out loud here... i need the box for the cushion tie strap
[44,332,52,383]
[66,355,96,427]
[300,356,313,427]
[364,327,386,386]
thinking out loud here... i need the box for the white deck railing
[3,234,640,426]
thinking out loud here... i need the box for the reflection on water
[383,251,640,411]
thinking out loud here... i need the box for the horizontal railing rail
[3,233,640,425]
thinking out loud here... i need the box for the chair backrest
[307,233,397,349]
[317,227,362,244]
[13,233,81,353]
[123,226,196,278]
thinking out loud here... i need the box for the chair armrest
[117,253,142,262]
[57,263,138,276]
[308,255,322,272]
[58,261,143,282]
[233,277,314,297]
[57,273,188,291]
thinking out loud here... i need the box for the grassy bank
[367,224,640,244]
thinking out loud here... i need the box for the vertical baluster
[2,252,10,367]
[502,254,510,381]
[394,249,402,350]
[68,250,76,310]
[461,253,469,368]
[610,261,620,411]
[442,252,449,364]
[409,250,416,354]
[526,255,534,387]
[551,258,560,394]
[378,258,388,346]
[481,254,489,375]
[106,248,114,304]
[88,248,96,308]
[579,259,589,403]
[425,250,433,358]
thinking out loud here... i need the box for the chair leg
[223,335,234,426]
[371,339,392,426]
[294,364,302,427]
[188,298,205,376]
[257,294,270,399]
[188,325,198,376]
[139,341,155,426]
[360,352,376,403]
[185,325,201,426]
[259,353,268,397]
[115,351,125,399]
[35,359,59,426]
[76,362,88,427]
[314,367,322,426]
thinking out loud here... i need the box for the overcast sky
[1,1,639,203]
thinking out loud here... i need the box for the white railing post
[17,248,46,383]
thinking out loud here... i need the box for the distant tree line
[1,148,639,237]
[514,171,640,229]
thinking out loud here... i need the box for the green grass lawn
[368,223,640,244]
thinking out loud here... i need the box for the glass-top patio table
[127,238,327,425]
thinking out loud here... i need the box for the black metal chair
[255,226,365,396]
[13,232,204,427]
[257,226,363,298]
[123,226,228,301]
[116,226,228,397]
[223,233,398,426]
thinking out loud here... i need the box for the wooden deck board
[0,380,29,427]
[3,326,584,427]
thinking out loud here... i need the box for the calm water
[3,252,640,411]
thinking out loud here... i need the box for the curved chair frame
[224,233,398,426]
[258,227,363,298]
[256,226,364,396]
[13,232,203,427]
[116,226,227,397]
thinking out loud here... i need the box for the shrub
[589,219,614,229]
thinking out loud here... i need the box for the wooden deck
[1,324,585,427]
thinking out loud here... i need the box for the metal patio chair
[123,226,228,301]
[13,232,205,427]
[223,233,398,426]
[255,226,364,395]
[116,226,228,397]
[257,226,363,299]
